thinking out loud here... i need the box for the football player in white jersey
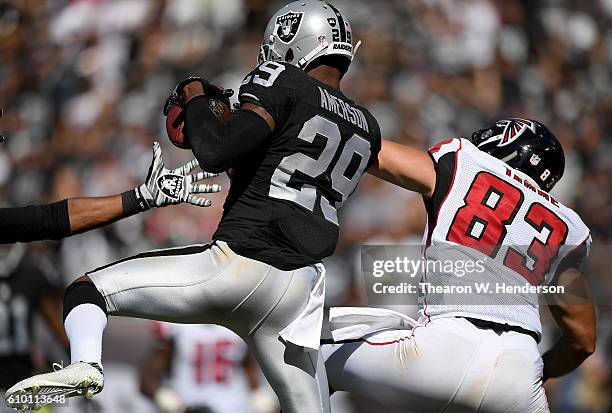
[140,322,259,413]
[322,119,596,413]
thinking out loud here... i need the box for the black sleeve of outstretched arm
[0,200,71,244]
[184,95,272,173]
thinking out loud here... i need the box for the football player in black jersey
[6,2,380,413]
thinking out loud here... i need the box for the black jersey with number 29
[213,62,381,270]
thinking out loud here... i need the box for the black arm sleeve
[0,200,71,244]
[184,95,272,173]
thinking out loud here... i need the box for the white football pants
[322,317,548,413]
[88,241,330,413]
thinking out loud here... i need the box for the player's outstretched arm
[542,267,596,381]
[368,138,437,197]
[0,142,220,244]
[181,81,274,173]
[62,142,221,235]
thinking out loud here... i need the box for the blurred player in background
[5,2,381,412]
[323,119,596,412]
[140,322,277,413]
[0,244,65,413]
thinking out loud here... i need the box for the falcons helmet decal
[478,118,537,148]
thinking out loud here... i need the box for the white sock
[64,304,107,366]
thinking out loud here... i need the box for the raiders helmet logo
[275,11,304,44]
[157,174,184,201]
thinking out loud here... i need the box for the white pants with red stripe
[322,317,548,413]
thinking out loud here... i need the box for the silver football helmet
[259,1,360,72]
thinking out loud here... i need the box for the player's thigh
[323,327,482,411]
[479,334,549,413]
[481,362,549,413]
[242,264,314,332]
[247,328,330,413]
[323,330,425,409]
[245,267,331,413]
[88,243,268,324]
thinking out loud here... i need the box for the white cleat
[4,362,104,410]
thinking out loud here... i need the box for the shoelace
[51,361,103,375]
[89,362,104,375]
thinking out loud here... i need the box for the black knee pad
[63,281,108,321]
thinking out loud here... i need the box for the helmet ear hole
[285,48,294,63]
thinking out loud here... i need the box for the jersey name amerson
[318,86,369,132]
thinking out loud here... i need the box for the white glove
[137,142,221,208]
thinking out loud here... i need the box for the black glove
[163,77,234,116]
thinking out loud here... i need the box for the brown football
[165,96,231,150]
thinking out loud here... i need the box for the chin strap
[298,40,330,69]
[298,39,361,70]
[352,40,362,61]
[264,34,361,71]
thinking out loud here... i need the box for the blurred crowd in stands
[0,0,610,412]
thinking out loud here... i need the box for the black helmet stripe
[327,3,347,43]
